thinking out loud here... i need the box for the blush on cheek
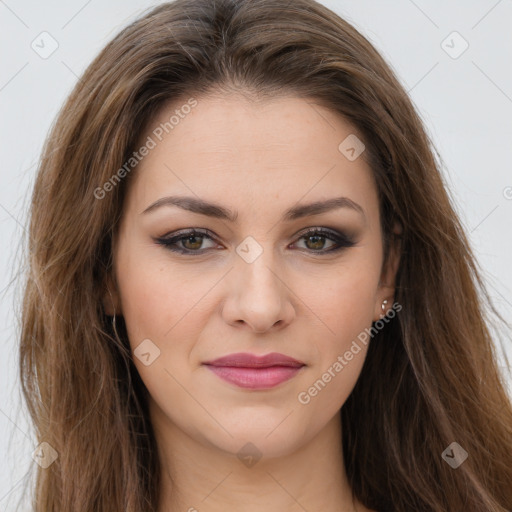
[320,289,377,348]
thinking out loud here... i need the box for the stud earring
[380,299,388,319]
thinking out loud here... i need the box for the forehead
[125,93,379,224]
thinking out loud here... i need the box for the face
[104,92,399,459]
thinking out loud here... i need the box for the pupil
[184,235,202,249]
[307,235,324,250]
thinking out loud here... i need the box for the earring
[380,299,388,319]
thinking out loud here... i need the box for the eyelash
[154,227,356,256]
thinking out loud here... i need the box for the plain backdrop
[1,0,511,509]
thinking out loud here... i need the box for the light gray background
[1,1,511,509]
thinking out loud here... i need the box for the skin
[103,92,400,512]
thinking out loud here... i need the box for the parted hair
[18,0,512,510]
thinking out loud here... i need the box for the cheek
[115,242,204,345]
[301,254,381,350]
[293,252,380,408]
[116,264,167,344]
[114,250,205,411]
[293,270,377,425]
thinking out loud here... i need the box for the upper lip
[203,352,305,368]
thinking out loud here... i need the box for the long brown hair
[18,0,512,510]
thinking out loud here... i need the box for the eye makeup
[153,226,357,256]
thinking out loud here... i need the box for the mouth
[202,352,306,390]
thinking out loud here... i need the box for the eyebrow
[141,195,365,222]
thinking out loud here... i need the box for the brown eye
[180,234,206,251]
[292,228,356,253]
[155,229,218,255]
[301,233,335,251]
[155,227,355,256]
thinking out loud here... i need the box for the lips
[202,352,305,389]
[203,352,304,368]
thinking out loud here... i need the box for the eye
[154,227,356,255]
[155,229,219,255]
[292,227,356,253]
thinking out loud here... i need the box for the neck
[150,399,366,512]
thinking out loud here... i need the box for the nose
[221,247,296,333]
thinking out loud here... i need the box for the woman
[19,0,512,510]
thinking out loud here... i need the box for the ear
[373,221,402,322]
[101,271,122,317]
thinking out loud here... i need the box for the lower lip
[204,365,303,389]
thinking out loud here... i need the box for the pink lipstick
[202,352,305,389]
